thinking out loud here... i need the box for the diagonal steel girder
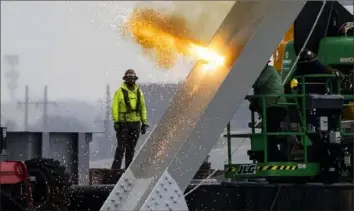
[100,1,306,211]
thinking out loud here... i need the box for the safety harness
[120,87,142,122]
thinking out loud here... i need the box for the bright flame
[122,8,225,71]
[187,43,225,71]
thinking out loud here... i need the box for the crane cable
[282,1,327,85]
[184,1,327,198]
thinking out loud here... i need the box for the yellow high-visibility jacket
[111,83,148,124]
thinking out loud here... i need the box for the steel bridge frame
[100,1,308,210]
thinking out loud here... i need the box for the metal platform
[70,182,354,211]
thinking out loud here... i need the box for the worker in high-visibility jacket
[249,62,287,161]
[111,69,149,170]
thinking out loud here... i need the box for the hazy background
[1,1,353,169]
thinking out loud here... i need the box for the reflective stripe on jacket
[111,83,148,124]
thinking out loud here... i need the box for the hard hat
[290,78,299,88]
[298,49,317,64]
[123,69,138,81]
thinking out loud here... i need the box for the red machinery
[0,127,71,211]
[0,127,33,210]
[0,161,29,184]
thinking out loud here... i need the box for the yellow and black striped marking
[226,165,298,173]
[257,165,297,171]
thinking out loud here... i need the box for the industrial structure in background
[16,85,58,131]
[0,1,353,211]
[3,54,20,101]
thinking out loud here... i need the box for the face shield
[123,72,138,85]
[125,77,136,85]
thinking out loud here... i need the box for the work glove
[331,69,344,79]
[334,71,344,79]
[141,124,149,135]
[114,122,121,131]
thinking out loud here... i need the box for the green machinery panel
[225,162,320,178]
[281,40,297,82]
[318,37,354,65]
[281,36,354,82]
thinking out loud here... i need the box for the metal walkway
[100,1,307,210]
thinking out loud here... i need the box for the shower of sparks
[121,7,225,71]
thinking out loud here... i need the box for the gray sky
[1,1,192,102]
[1,2,352,102]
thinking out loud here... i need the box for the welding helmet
[123,69,139,81]
[298,49,317,64]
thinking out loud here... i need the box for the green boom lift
[224,2,353,184]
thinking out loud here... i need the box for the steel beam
[165,0,307,193]
[100,1,306,211]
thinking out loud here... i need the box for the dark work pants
[265,107,287,162]
[111,122,140,170]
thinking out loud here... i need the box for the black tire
[25,158,71,211]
